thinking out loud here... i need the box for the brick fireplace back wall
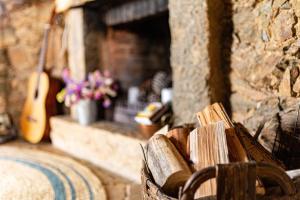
[100,15,171,93]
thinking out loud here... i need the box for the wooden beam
[55,0,95,13]
[104,0,168,26]
[66,8,86,81]
[65,8,86,119]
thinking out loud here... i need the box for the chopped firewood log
[146,134,192,196]
[167,127,190,160]
[190,121,229,198]
[235,122,286,169]
[196,103,248,162]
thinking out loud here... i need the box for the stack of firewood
[143,103,285,198]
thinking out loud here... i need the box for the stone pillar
[169,0,225,123]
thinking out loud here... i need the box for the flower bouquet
[57,68,118,125]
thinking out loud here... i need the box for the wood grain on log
[189,121,229,198]
[197,103,248,162]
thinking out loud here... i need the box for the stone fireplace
[1,0,300,192]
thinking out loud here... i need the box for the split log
[189,121,229,198]
[197,103,248,162]
[146,134,192,196]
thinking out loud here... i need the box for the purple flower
[59,68,118,107]
[94,90,103,100]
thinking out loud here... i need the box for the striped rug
[0,146,107,200]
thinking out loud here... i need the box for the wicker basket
[141,165,176,200]
[141,162,300,200]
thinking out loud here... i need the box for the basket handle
[179,162,296,200]
[256,162,296,195]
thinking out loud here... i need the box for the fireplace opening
[94,7,172,124]
[101,14,171,94]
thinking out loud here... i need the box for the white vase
[77,99,97,126]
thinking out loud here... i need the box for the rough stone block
[271,10,295,43]
[0,27,17,49]
[292,0,300,17]
[7,45,35,69]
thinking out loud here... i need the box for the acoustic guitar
[20,8,60,143]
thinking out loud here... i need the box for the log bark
[146,134,191,196]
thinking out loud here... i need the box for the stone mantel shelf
[50,116,146,183]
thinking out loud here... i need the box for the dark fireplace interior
[100,14,171,93]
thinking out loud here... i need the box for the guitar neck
[34,7,56,96]
[37,24,51,73]
[34,24,51,97]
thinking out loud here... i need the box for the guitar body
[20,72,59,143]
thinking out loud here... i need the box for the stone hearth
[50,116,145,183]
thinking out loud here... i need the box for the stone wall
[170,0,300,127]
[229,0,300,129]
[0,0,65,123]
